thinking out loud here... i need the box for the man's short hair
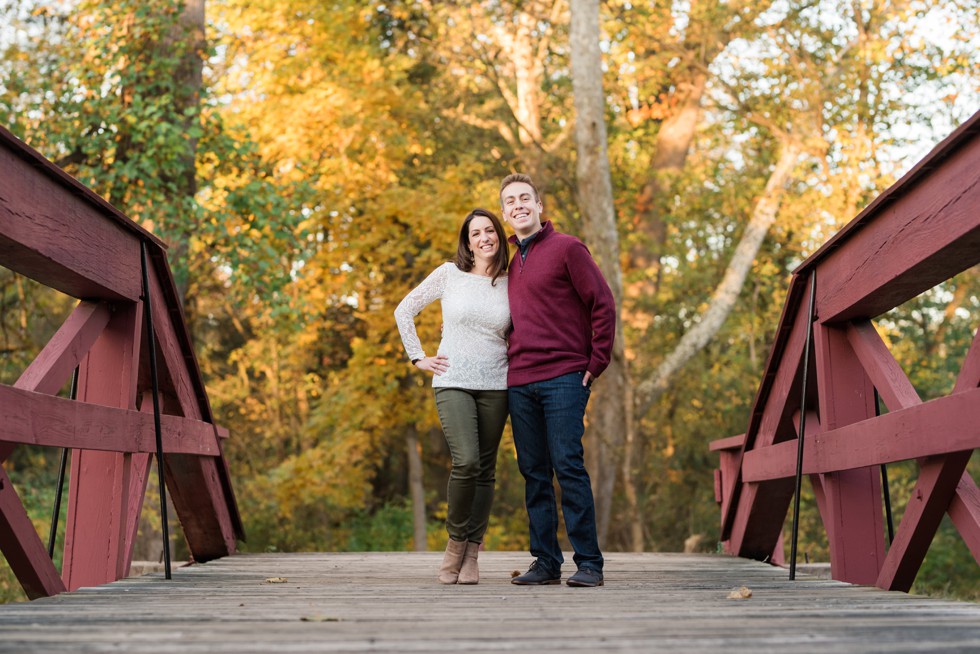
[500,173,540,203]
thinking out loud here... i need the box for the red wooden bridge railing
[0,125,243,599]
[712,110,980,590]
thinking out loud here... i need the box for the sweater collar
[508,220,554,246]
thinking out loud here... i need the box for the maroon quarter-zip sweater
[506,221,616,387]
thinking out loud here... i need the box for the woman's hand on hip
[416,354,450,376]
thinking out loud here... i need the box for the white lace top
[394,262,510,390]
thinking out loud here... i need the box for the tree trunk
[621,73,707,550]
[620,2,775,550]
[406,425,427,551]
[504,8,547,181]
[628,72,708,301]
[171,0,206,307]
[634,142,802,420]
[569,0,629,547]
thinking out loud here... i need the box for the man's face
[500,182,543,238]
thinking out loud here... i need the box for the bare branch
[634,141,802,419]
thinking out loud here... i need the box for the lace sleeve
[394,263,449,362]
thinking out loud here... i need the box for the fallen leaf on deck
[727,586,752,599]
[265,577,288,583]
[301,615,340,622]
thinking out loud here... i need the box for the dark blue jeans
[508,371,603,575]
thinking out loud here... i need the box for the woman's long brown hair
[454,208,509,285]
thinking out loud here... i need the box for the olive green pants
[433,387,508,543]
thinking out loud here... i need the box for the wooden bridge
[1,100,979,651]
[713,108,980,591]
[0,123,242,599]
[1,551,979,653]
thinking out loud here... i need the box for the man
[500,173,616,588]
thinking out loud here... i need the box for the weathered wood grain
[949,474,980,563]
[803,115,980,323]
[741,387,980,480]
[0,148,142,301]
[846,319,921,411]
[0,301,111,464]
[0,385,220,456]
[724,276,812,557]
[0,468,66,599]
[0,124,241,597]
[877,451,974,591]
[0,552,978,653]
[144,264,238,560]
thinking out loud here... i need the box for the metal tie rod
[140,241,172,580]
[790,269,817,581]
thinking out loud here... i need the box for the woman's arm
[393,263,450,368]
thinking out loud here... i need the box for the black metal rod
[48,367,79,559]
[875,388,895,544]
[790,269,817,581]
[140,241,172,580]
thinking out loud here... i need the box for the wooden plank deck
[0,552,978,652]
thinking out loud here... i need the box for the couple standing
[394,173,616,588]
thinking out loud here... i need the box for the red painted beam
[0,384,221,455]
[164,456,238,561]
[121,392,158,576]
[877,452,972,591]
[808,137,980,323]
[63,304,142,590]
[0,301,111,464]
[0,147,142,301]
[742,387,980,481]
[718,111,980,591]
[875,322,980,589]
[949,473,980,565]
[15,301,111,396]
[709,434,745,452]
[0,125,242,598]
[143,265,241,554]
[813,323,884,585]
[721,274,811,540]
[954,326,980,394]
[145,265,201,420]
[0,467,67,599]
[845,320,921,411]
[946,326,980,563]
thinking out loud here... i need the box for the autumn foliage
[0,0,978,602]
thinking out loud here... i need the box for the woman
[394,208,510,585]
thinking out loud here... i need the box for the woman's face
[468,215,499,267]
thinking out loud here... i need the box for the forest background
[1,0,978,603]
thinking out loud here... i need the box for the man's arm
[565,241,616,380]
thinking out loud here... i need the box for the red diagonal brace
[846,320,921,411]
[946,326,980,563]
[0,301,111,463]
[949,473,980,565]
[877,325,980,590]
[0,466,66,599]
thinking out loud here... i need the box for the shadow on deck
[1,551,978,653]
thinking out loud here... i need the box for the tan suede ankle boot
[457,541,480,585]
[438,539,467,584]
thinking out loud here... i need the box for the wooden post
[62,303,143,590]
